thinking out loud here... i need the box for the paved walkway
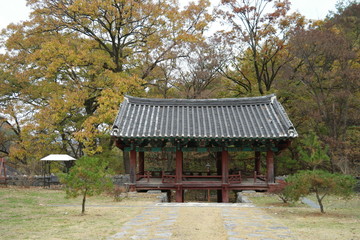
[107,203,297,240]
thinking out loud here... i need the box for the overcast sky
[0,0,340,31]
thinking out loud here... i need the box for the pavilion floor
[135,177,269,191]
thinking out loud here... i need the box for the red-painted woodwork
[229,171,241,183]
[176,150,183,183]
[222,185,229,203]
[175,150,184,202]
[217,152,222,202]
[176,185,183,202]
[266,150,275,183]
[221,150,229,184]
[221,151,230,202]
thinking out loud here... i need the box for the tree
[217,0,306,95]
[342,127,360,174]
[268,179,290,203]
[329,1,360,50]
[281,20,360,172]
[173,39,226,99]
[285,170,356,213]
[0,117,16,157]
[0,0,212,169]
[60,156,114,214]
[297,132,330,170]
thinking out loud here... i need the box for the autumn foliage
[0,0,359,177]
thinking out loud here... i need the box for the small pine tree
[297,132,330,170]
[60,156,114,214]
[285,170,356,213]
[268,179,291,203]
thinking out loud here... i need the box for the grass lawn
[248,192,360,240]
[1,186,359,240]
[0,186,157,240]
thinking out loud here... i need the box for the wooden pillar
[138,152,145,174]
[222,150,229,183]
[175,150,183,183]
[222,187,229,203]
[175,186,183,202]
[266,150,275,183]
[175,149,183,202]
[222,150,229,203]
[129,150,137,191]
[255,151,261,174]
[216,152,222,202]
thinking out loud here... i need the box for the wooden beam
[222,186,229,203]
[175,186,184,202]
[221,150,230,203]
[216,152,222,202]
[222,150,229,184]
[138,152,145,174]
[176,150,183,183]
[255,151,261,174]
[129,150,137,191]
[175,149,183,202]
[266,150,275,183]
[124,146,279,152]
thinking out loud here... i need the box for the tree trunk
[315,190,325,213]
[82,189,87,214]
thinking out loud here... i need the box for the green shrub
[285,170,356,213]
[60,156,114,214]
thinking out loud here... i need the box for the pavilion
[111,94,298,202]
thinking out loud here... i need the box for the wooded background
[0,0,359,176]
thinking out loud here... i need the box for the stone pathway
[107,203,297,240]
[301,197,320,209]
[222,207,295,240]
[108,206,179,240]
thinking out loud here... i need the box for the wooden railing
[229,171,242,183]
[183,174,222,182]
[162,171,176,183]
[253,171,266,183]
[136,171,151,182]
[136,170,269,185]
[149,170,163,178]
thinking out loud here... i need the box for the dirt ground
[2,187,359,240]
[172,207,227,240]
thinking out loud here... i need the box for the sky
[0,0,340,31]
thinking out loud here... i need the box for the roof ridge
[124,94,275,106]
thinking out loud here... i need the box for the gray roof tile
[111,94,298,139]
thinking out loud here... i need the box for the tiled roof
[111,94,298,140]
